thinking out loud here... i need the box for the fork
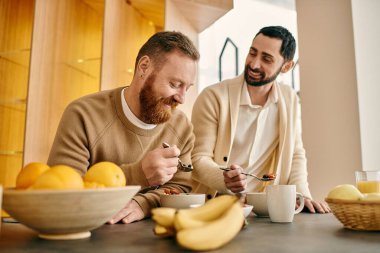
[162,142,193,172]
[219,167,276,181]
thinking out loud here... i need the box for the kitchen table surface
[1,213,379,253]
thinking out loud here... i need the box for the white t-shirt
[228,83,279,192]
[121,88,156,130]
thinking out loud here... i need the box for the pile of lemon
[16,162,126,190]
[327,184,380,201]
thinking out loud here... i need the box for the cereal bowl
[242,204,254,218]
[246,192,269,217]
[2,186,140,240]
[160,193,206,209]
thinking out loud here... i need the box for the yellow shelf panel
[0,49,31,68]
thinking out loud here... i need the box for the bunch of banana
[151,195,245,251]
[151,207,176,237]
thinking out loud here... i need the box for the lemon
[327,184,363,200]
[360,193,380,201]
[84,162,126,187]
[31,165,84,190]
[16,162,50,189]
[84,181,106,189]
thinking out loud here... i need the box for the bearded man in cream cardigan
[191,26,330,213]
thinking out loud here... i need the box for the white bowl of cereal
[160,190,205,209]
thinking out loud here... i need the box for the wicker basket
[325,198,380,231]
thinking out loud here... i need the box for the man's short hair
[255,26,296,61]
[135,31,200,72]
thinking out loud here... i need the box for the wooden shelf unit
[0,0,163,188]
[0,0,233,190]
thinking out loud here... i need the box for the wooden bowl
[2,186,140,239]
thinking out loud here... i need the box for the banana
[153,224,175,237]
[174,195,238,230]
[151,207,176,228]
[176,201,244,251]
[174,212,207,230]
[177,195,238,220]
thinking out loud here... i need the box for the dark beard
[244,65,282,87]
[139,73,178,124]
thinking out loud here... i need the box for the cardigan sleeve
[286,94,312,199]
[191,88,230,193]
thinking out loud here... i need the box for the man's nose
[250,58,261,69]
[174,86,186,104]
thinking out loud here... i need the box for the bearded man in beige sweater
[48,31,199,223]
[191,26,330,213]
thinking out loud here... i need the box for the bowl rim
[160,193,206,197]
[242,204,254,215]
[4,185,141,195]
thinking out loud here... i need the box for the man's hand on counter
[107,200,144,224]
[298,197,331,214]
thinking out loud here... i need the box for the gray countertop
[0,213,379,253]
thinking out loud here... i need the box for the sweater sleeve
[191,88,229,193]
[132,124,195,217]
[120,160,149,187]
[132,171,192,216]
[47,101,91,175]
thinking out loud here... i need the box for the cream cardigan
[191,74,312,198]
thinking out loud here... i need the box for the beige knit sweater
[48,87,195,216]
[191,74,312,199]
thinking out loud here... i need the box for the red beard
[139,73,179,124]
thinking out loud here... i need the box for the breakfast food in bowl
[163,188,180,195]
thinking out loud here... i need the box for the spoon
[219,167,276,181]
[162,142,193,172]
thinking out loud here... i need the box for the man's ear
[281,60,294,73]
[137,55,151,74]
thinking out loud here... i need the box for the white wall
[167,0,299,116]
[351,0,380,172]
[296,0,362,201]
[165,0,199,117]
[198,0,298,92]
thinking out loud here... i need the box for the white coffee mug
[267,185,304,223]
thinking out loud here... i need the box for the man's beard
[244,65,282,87]
[139,73,179,124]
